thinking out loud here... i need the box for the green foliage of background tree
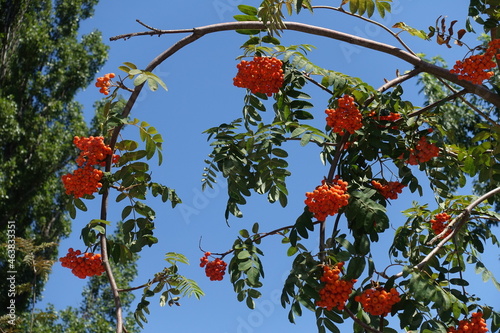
[0,228,140,333]
[0,0,108,312]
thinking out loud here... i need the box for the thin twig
[364,67,424,107]
[319,220,326,262]
[312,5,417,56]
[407,89,467,118]
[302,72,334,95]
[376,68,423,94]
[344,307,382,333]
[285,137,338,147]
[136,19,163,33]
[327,134,349,182]
[212,221,322,258]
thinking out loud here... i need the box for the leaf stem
[344,307,382,333]
[311,5,417,56]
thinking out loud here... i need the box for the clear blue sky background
[38,0,499,332]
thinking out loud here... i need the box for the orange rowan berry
[447,312,488,333]
[62,136,119,198]
[404,136,439,165]
[430,212,452,238]
[95,73,115,95]
[59,248,105,279]
[355,287,400,317]
[371,180,405,200]
[325,95,362,135]
[200,252,227,281]
[62,165,103,198]
[316,263,357,311]
[368,111,402,122]
[305,177,350,221]
[450,39,500,84]
[233,57,284,96]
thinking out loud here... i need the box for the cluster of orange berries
[405,136,440,165]
[233,57,284,96]
[62,167,104,198]
[450,39,500,84]
[325,95,363,135]
[59,248,105,279]
[62,136,119,198]
[73,136,118,167]
[304,177,350,221]
[95,73,115,95]
[200,252,227,281]
[371,180,405,200]
[316,262,357,311]
[354,287,401,317]
[430,212,452,239]
[448,312,488,333]
[368,111,402,122]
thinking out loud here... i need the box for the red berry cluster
[448,312,489,333]
[430,212,452,239]
[325,95,362,135]
[95,73,115,95]
[355,287,401,316]
[62,136,119,198]
[305,177,350,221]
[316,262,357,311]
[233,57,284,96]
[59,248,105,279]
[450,39,500,84]
[406,136,440,165]
[200,252,227,281]
[371,180,405,200]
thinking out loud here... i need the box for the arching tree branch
[110,21,500,109]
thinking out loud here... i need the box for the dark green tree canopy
[0,0,108,312]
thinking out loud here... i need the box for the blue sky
[38,0,500,332]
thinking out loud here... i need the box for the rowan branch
[211,221,322,258]
[109,21,500,109]
[407,89,467,118]
[376,68,423,94]
[394,186,500,279]
[363,67,424,107]
[100,174,123,333]
[435,76,500,127]
[344,307,383,333]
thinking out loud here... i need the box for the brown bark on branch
[110,21,500,108]
[101,157,124,333]
[394,186,500,279]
